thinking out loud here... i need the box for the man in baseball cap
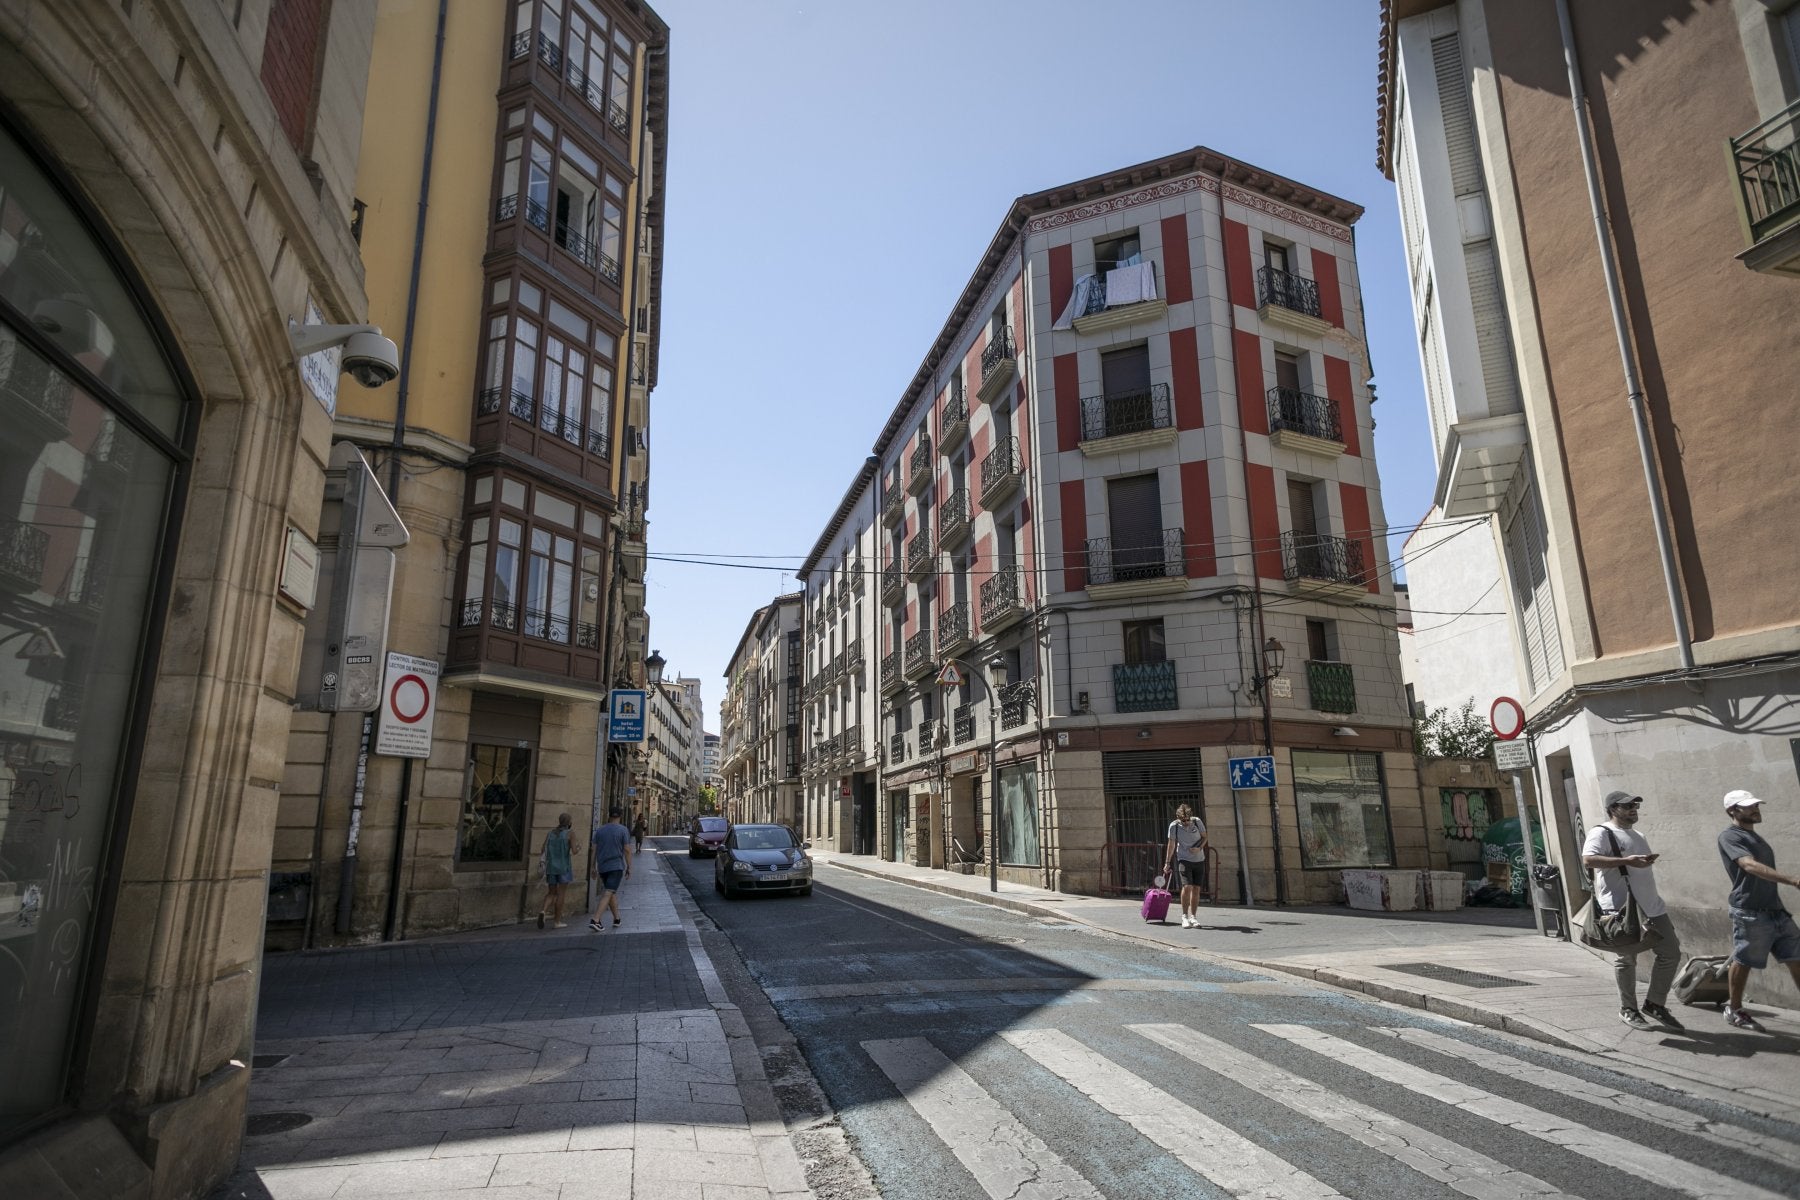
[1718,790,1800,1031]
[1582,790,1683,1030]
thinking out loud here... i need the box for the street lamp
[645,648,666,686]
[984,653,1008,895]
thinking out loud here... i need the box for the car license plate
[765,871,789,881]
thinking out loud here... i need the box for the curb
[821,858,1591,1058]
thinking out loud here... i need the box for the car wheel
[723,881,740,900]
[688,847,697,859]
[797,885,812,897]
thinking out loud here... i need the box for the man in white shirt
[1581,791,1683,1032]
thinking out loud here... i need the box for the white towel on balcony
[1103,262,1157,307]
[1053,273,1100,330]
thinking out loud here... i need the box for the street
[665,843,1800,1200]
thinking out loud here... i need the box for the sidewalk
[220,847,812,1200]
[813,851,1800,1122]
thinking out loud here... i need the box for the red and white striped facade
[795,149,1428,903]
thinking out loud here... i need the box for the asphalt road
[662,841,1800,1200]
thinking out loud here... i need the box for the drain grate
[245,1111,313,1136]
[250,1054,290,1069]
[1382,962,1532,989]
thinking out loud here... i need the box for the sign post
[374,653,438,758]
[1490,696,1545,936]
[1226,756,1276,907]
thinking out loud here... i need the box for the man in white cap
[1718,789,1800,1031]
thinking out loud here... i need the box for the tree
[1414,697,1495,760]
[697,784,718,814]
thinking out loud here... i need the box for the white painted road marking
[1001,1027,1343,1199]
[862,1037,1103,1200]
[1130,1024,1573,1200]
[1257,1023,1788,1200]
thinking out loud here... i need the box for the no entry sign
[1489,696,1526,741]
[375,652,439,757]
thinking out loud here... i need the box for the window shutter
[1431,33,1482,196]
[1108,474,1163,549]
[1287,479,1318,538]
[1503,482,1565,693]
[1463,241,1521,415]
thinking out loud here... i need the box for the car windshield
[697,818,728,832]
[733,826,795,850]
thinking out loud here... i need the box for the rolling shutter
[1108,474,1164,577]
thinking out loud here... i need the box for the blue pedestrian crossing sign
[1228,755,1276,790]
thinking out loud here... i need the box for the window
[1287,477,1320,538]
[1502,477,1566,694]
[524,527,575,642]
[478,281,616,457]
[1306,619,1335,662]
[998,763,1041,865]
[1123,619,1166,665]
[1275,350,1302,393]
[461,745,532,864]
[1093,230,1142,273]
[1107,473,1164,580]
[609,29,635,125]
[1264,241,1290,274]
[1293,750,1391,869]
[462,515,523,630]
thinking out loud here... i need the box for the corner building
[271,0,668,946]
[801,148,1434,904]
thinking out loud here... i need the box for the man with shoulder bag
[1580,791,1683,1032]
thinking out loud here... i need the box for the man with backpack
[1717,789,1800,1031]
[1581,791,1684,1031]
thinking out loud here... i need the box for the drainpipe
[1553,0,1692,671]
[1238,417,1288,905]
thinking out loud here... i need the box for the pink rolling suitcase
[1141,884,1173,924]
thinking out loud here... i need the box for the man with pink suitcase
[1161,804,1209,927]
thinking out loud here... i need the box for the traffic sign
[1489,696,1526,741]
[1228,755,1277,790]
[1493,740,1532,771]
[936,662,965,688]
[375,652,438,757]
[608,689,647,743]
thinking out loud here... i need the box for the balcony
[999,680,1035,730]
[880,649,904,695]
[908,435,933,495]
[889,732,907,764]
[841,724,862,760]
[1731,97,1800,276]
[918,721,939,755]
[1078,383,1175,454]
[882,483,906,527]
[1305,660,1357,714]
[1085,528,1187,599]
[1267,386,1344,456]
[43,682,82,734]
[881,560,904,605]
[1257,266,1328,335]
[940,382,970,450]
[1282,531,1367,599]
[851,559,866,594]
[939,488,971,550]
[904,628,935,679]
[952,707,975,745]
[938,600,972,658]
[847,644,866,680]
[1069,262,1167,334]
[0,338,73,440]
[979,436,1023,509]
[906,531,934,580]
[0,520,49,594]
[980,563,1027,633]
[977,325,1017,403]
[1113,660,1179,713]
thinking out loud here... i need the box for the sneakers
[1724,1007,1765,1032]
[588,919,604,933]
[1640,1002,1685,1031]
[553,921,568,929]
[1179,914,1193,928]
[1618,1006,1654,1031]
[536,912,545,930]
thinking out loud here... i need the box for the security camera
[288,320,401,389]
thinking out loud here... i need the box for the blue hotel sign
[607,689,647,743]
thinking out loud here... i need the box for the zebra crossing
[863,1021,1800,1200]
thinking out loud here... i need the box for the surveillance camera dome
[342,329,400,388]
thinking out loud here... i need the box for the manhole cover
[251,1054,289,1069]
[960,935,1022,944]
[245,1111,313,1136]
[1382,962,1531,989]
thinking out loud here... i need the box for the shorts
[1729,908,1800,969]
[1177,859,1207,888]
[599,869,625,892]
[545,871,572,885]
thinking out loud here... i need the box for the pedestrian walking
[588,808,633,932]
[1581,791,1684,1031]
[536,813,575,929]
[1162,804,1210,929]
[1717,789,1800,1031]
[632,812,648,854]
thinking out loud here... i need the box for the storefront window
[460,744,531,864]
[0,123,183,1136]
[997,763,1040,866]
[1294,750,1392,869]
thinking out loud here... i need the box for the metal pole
[1231,791,1253,907]
[590,694,611,912]
[335,714,374,935]
[988,709,999,894]
[1513,766,1546,937]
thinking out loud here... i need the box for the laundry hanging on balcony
[1053,260,1158,329]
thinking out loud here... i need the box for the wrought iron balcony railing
[496,192,553,235]
[477,386,538,423]
[1267,386,1342,443]
[575,621,601,650]
[906,531,934,580]
[608,97,631,134]
[1281,531,1366,587]
[904,628,934,677]
[918,722,938,755]
[1258,266,1321,319]
[0,520,50,591]
[889,732,907,764]
[1305,660,1356,714]
[938,600,970,654]
[1113,660,1179,713]
[980,436,1022,504]
[1,339,74,433]
[520,607,571,643]
[850,559,866,593]
[953,707,975,745]
[881,649,903,693]
[909,434,933,493]
[980,325,1016,382]
[539,406,584,446]
[1086,527,1185,586]
[1732,97,1800,244]
[980,563,1024,628]
[999,680,1035,730]
[44,682,82,733]
[881,561,904,603]
[940,383,969,446]
[1078,382,1172,441]
[882,484,906,525]
[939,488,970,548]
[92,417,138,474]
[841,725,862,757]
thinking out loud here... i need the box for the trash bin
[1530,864,1565,938]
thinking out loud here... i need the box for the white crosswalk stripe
[1129,1024,1574,1200]
[1000,1027,1343,1199]
[862,1037,1104,1200]
[1374,1025,1800,1171]
[1257,1023,1788,1200]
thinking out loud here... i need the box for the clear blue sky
[642,0,1431,730]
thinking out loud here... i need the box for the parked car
[688,815,730,858]
[714,824,812,898]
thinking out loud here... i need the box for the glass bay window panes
[1292,750,1392,869]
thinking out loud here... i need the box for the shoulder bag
[1572,827,1663,955]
